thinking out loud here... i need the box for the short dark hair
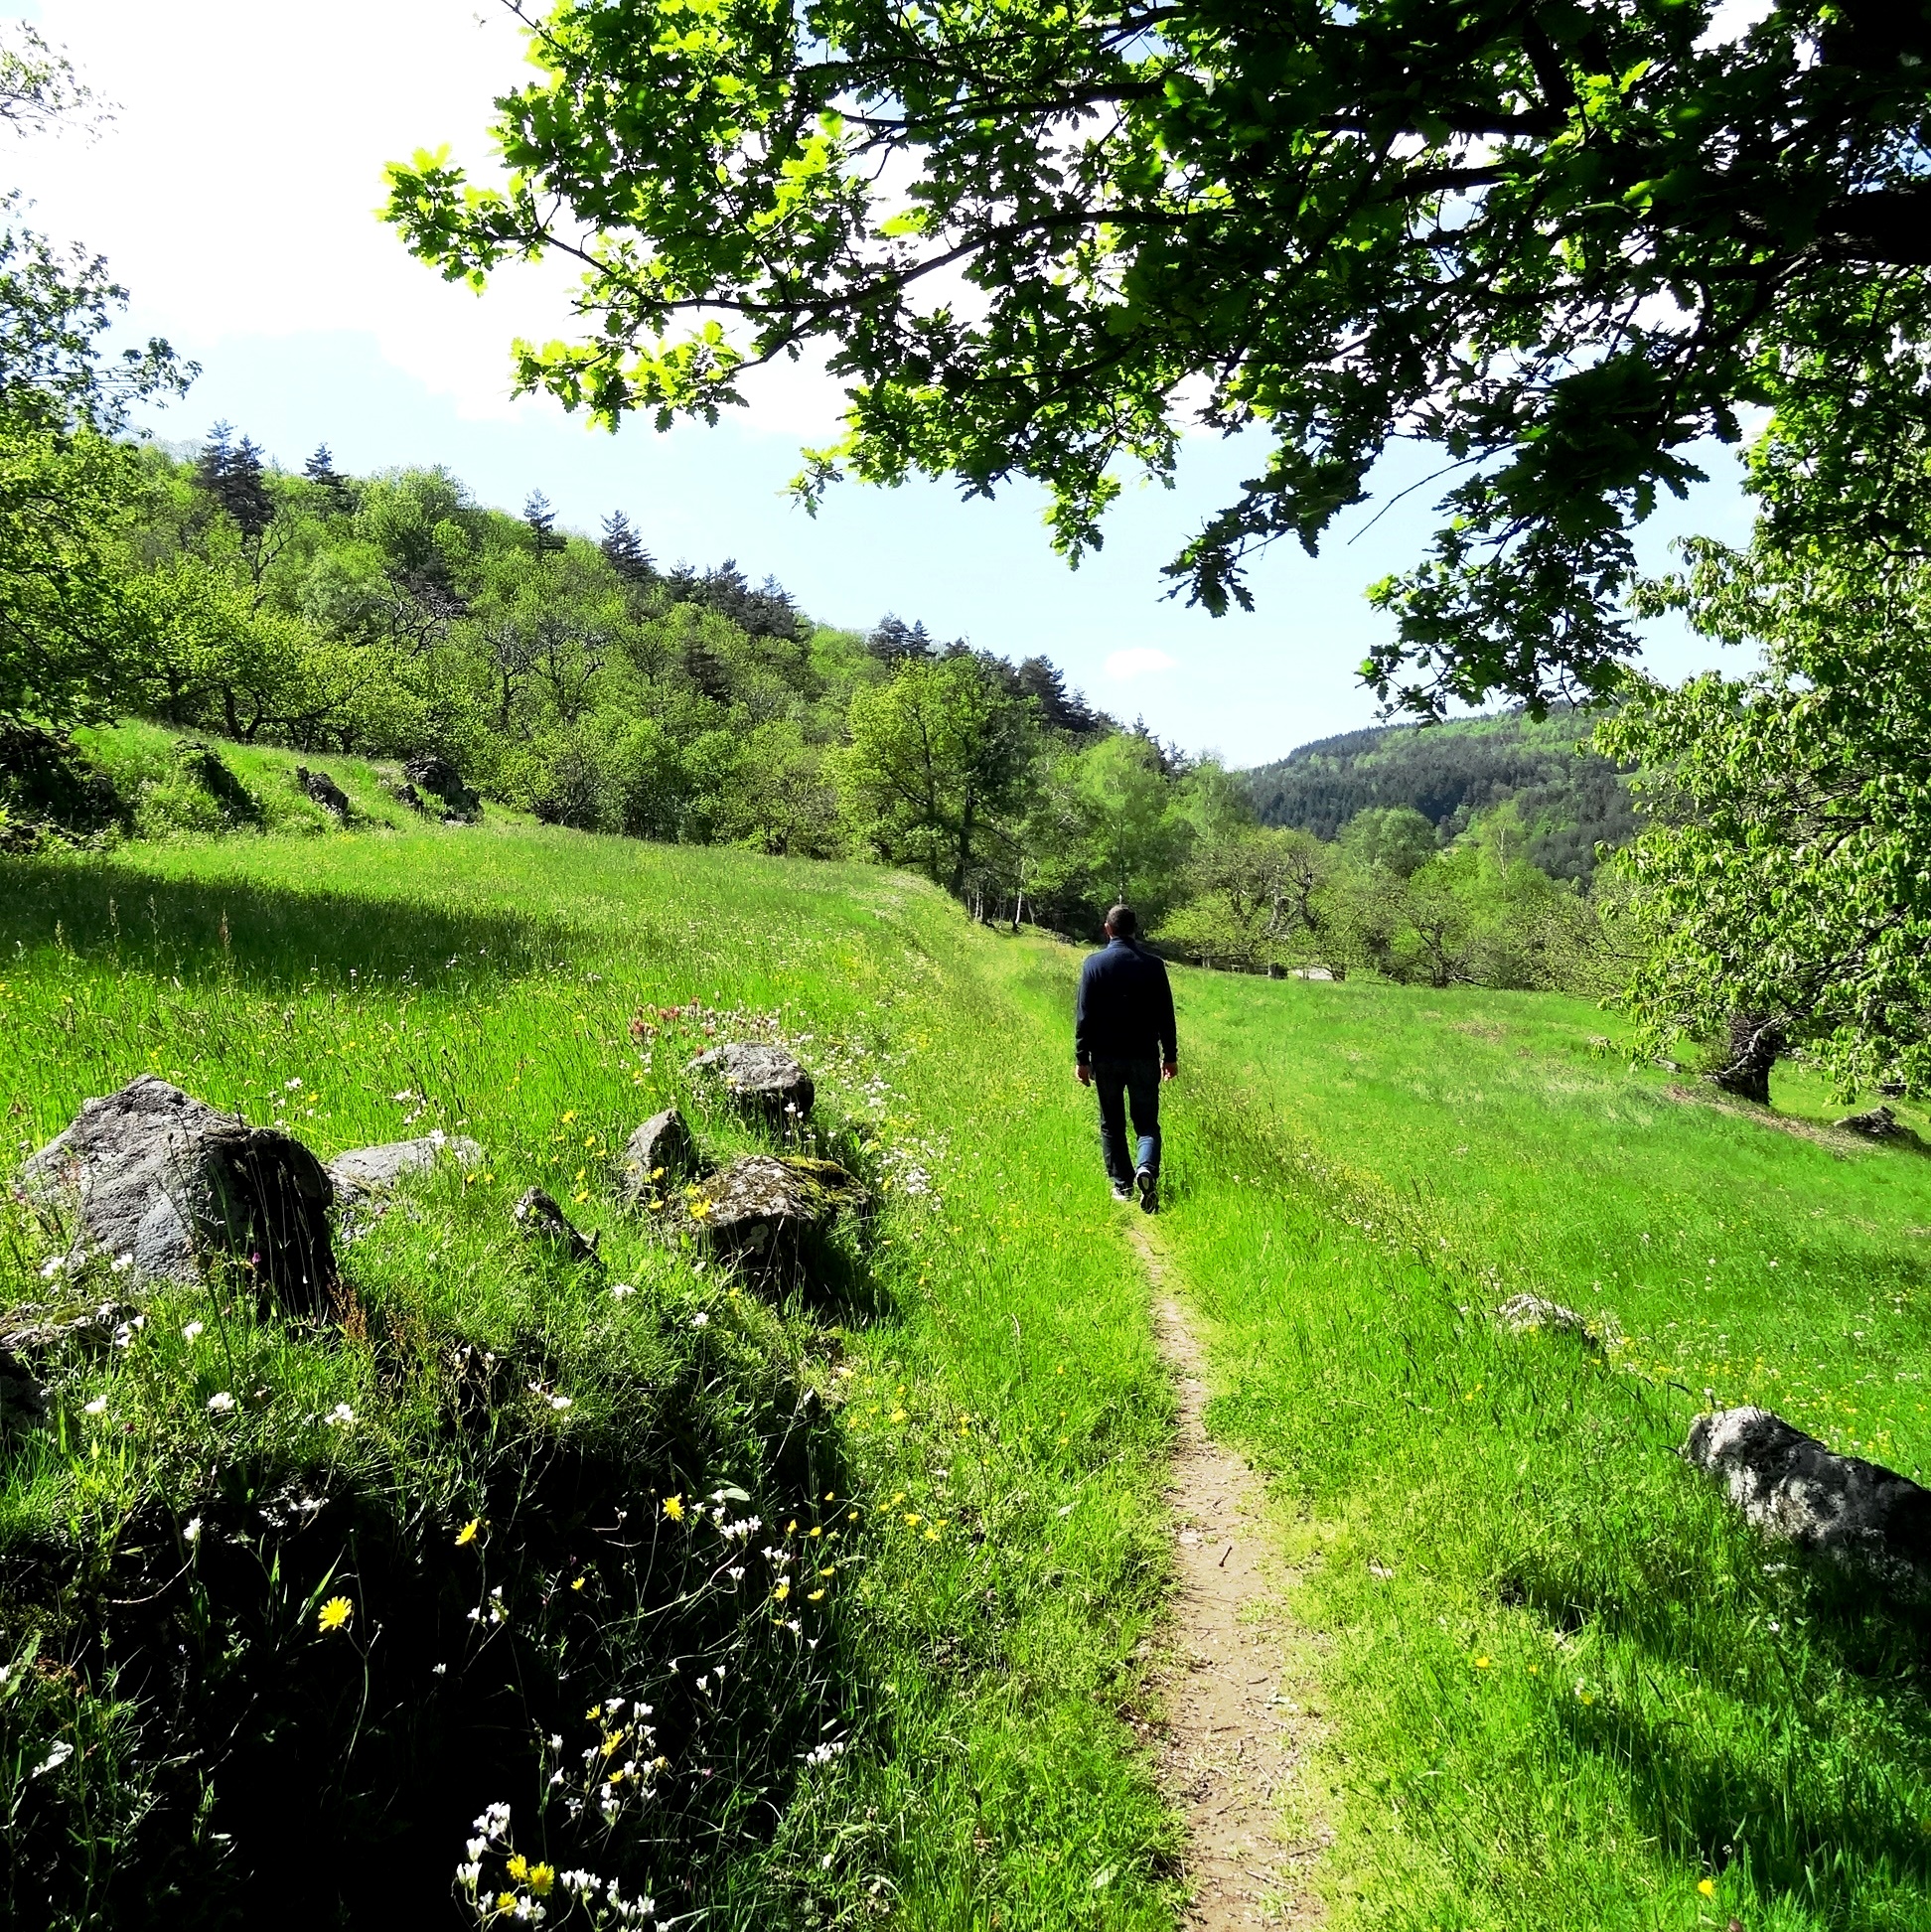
[1105,903,1137,937]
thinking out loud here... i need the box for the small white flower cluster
[325,1403,356,1428]
[718,1515,761,1543]
[206,1391,235,1415]
[112,1314,146,1349]
[610,1281,637,1299]
[802,1736,847,1770]
[182,1320,205,1343]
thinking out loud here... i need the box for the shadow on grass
[0,854,559,989]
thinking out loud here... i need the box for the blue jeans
[1091,1056,1161,1188]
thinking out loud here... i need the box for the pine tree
[524,490,567,558]
[304,442,352,512]
[599,510,655,585]
[195,422,274,540]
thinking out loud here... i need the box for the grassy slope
[1162,968,1931,1931]
[1,821,1176,1928]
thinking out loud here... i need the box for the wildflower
[1474,1656,1491,1669]
[691,1310,709,1328]
[326,1403,355,1427]
[184,1517,202,1544]
[508,1854,529,1881]
[550,1395,572,1412]
[82,1396,107,1416]
[727,1565,745,1582]
[34,1739,74,1776]
[1698,1877,1715,1897]
[207,1392,235,1415]
[808,1589,825,1602]
[110,1252,133,1272]
[528,1863,555,1897]
[286,1078,303,1091]
[317,1595,354,1633]
[890,1409,908,1423]
[40,1255,64,1279]
[455,1861,481,1887]
[571,1575,586,1591]
[775,1580,791,1603]
[182,1320,205,1343]
[611,1282,637,1299]
[456,1518,482,1548]
[663,1495,683,1523]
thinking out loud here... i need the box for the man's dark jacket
[1075,937,1178,1066]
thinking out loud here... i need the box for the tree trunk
[1708,1011,1784,1106]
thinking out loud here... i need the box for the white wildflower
[110,1252,133,1273]
[285,1078,302,1091]
[325,1403,355,1427]
[82,1396,107,1416]
[184,1517,202,1544]
[549,1395,572,1412]
[455,1861,481,1887]
[206,1392,234,1414]
[182,1320,205,1343]
[39,1255,64,1278]
[691,1310,709,1328]
[611,1282,637,1299]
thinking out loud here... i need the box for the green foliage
[384,0,1931,715]
[1602,317,1931,1099]
[1249,706,1640,881]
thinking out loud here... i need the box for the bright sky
[7,0,1753,766]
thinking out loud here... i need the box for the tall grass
[1163,970,1931,1931]
[1,826,1177,1928]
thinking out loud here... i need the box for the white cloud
[8,0,849,433]
[1104,648,1177,680]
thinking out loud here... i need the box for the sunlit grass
[1,826,1177,1929]
[1165,968,1931,1932]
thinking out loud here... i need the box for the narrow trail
[1128,1220,1330,1929]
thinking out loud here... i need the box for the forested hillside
[1246,707,1639,880]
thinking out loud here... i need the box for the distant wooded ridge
[1245,706,1639,882]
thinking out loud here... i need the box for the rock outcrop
[685,1043,815,1122]
[1685,1406,1931,1584]
[402,754,481,819]
[328,1131,483,1237]
[1835,1105,1906,1138]
[618,1109,698,1205]
[17,1076,335,1314]
[294,766,351,817]
[674,1154,862,1264]
[513,1187,600,1264]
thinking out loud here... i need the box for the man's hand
[1162,1061,1179,1082]
[1076,1063,1092,1086]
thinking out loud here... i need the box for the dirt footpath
[1132,1223,1331,1928]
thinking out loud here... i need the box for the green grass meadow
[1161,970,1931,1931]
[7,792,1931,1929]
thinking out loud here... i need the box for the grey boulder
[1836,1105,1906,1138]
[295,766,351,817]
[402,754,481,819]
[328,1131,482,1237]
[1685,1406,1931,1583]
[618,1109,698,1205]
[674,1154,862,1265]
[16,1076,335,1314]
[514,1187,600,1265]
[686,1042,814,1121]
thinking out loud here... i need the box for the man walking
[1075,904,1178,1212]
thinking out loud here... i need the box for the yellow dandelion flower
[924,1528,940,1542]
[890,1493,906,1506]
[602,1730,626,1756]
[570,1575,587,1592]
[585,1707,602,1721]
[498,1893,519,1913]
[317,1595,354,1633]
[1698,1878,1715,1898]
[808,1588,825,1602]
[528,1863,555,1897]
[775,1580,791,1603]
[890,1409,908,1423]
[1474,1656,1491,1669]
[786,1519,798,1534]
[808,1526,822,1539]
[507,1854,528,1881]
[562,1111,577,1123]
[904,1513,921,1527]
[663,1494,684,1522]
[455,1518,481,1548]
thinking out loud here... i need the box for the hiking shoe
[1111,1182,1133,1203]
[1135,1167,1159,1214]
